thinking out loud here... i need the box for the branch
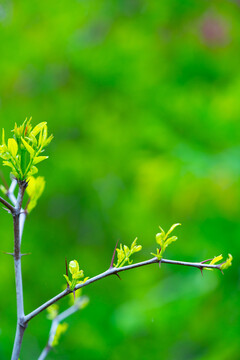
[7,179,27,244]
[24,256,221,324]
[38,296,89,360]
[7,179,17,205]
[11,182,28,360]
[0,195,15,213]
[15,181,27,211]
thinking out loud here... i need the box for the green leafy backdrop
[0,0,239,359]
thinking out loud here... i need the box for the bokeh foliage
[0,0,239,359]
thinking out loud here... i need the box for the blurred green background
[0,0,239,359]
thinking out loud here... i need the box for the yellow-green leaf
[8,138,18,157]
[164,235,178,249]
[210,254,223,265]
[42,125,47,143]
[21,137,35,157]
[2,128,5,145]
[33,156,48,165]
[72,270,84,280]
[220,254,233,270]
[3,160,16,171]
[165,223,181,239]
[156,232,165,246]
[69,260,80,275]
[26,166,38,177]
[131,237,138,250]
[63,274,72,288]
[44,134,53,147]
[31,122,47,137]
[124,245,129,256]
[134,245,142,252]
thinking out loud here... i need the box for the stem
[7,179,27,245]
[11,323,26,360]
[38,296,88,360]
[25,256,221,323]
[8,179,17,200]
[11,182,28,360]
[38,345,51,360]
[0,195,15,212]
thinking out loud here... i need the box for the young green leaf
[220,254,233,270]
[0,119,53,180]
[153,223,181,260]
[63,260,87,291]
[21,137,35,157]
[114,238,142,267]
[8,138,18,157]
[33,156,48,165]
[204,254,223,271]
[31,122,47,137]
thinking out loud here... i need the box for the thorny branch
[10,180,28,360]
[24,256,222,324]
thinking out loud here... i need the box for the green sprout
[0,118,53,181]
[220,254,233,270]
[114,238,142,268]
[151,223,181,260]
[204,253,233,272]
[63,260,89,291]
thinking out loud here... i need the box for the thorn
[200,268,203,277]
[158,259,162,268]
[21,252,32,257]
[2,207,11,214]
[221,269,224,275]
[73,290,76,300]
[115,272,121,280]
[109,240,119,269]
[201,258,213,264]
[2,251,14,256]
[65,257,69,277]
[65,257,69,289]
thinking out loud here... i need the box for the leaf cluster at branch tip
[151,223,181,260]
[64,260,89,291]
[203,254,233,271]
[220,254,233,270]
[0,118,53,181]
[114,238,142,268]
